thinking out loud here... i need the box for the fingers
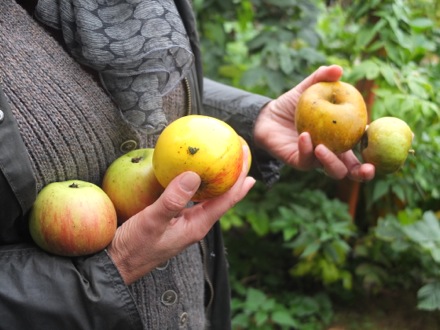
[148,171,201,222]
[294,65,344,95]
[314,144,349,179]
[314,145,376,181]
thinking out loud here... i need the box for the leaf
[391,184,406,203]
[372,180,391,203]
[410,18,434,32]
[247,210,270,236]
[379,64,397,86]
[255,310,269,327]
[417,282,440,311]
[271,309,298,327]
[300,241,321,259]
[245,288,267,311]
[375,216,405,241]
[402,211,440,244]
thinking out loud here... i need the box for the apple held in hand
[153,115,244,201]
[296,81,368,154]
[29,180,117,257]
[102,148,164,224]
[361,116,414,174]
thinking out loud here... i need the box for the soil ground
[327,290,440,330]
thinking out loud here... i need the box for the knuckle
[161,192,187,214]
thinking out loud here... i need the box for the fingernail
[179,172,200,193]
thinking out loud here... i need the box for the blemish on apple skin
[188,146,199,155]
[332,120,337,124]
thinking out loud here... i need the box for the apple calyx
[131,157,143,164]
[188,146,199,155]
[69,182,80,189]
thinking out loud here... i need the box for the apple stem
[131,157,143,163]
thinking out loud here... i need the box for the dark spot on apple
[332,120,337,124]
[131,157,143,163]
[188,146,199,155]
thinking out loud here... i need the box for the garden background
[194,0,440,329]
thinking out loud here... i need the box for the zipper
[199,238,215,310]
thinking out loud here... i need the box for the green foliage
[222,170,357,327]
[195,0,326,96]
[195,0,440,326]
[231,286,332,330]
[353,211,440,311]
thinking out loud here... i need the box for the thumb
[149,171,201,221]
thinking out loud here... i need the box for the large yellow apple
[295,81,368,154]
[102,148,164,224]
[152,115,244,201]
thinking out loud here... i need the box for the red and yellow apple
[29,180,117,257]
[102,148,164,224]
[152,115,244,201]
[239,136,252,175]
[295,81,368,154]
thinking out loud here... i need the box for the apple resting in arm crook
[253,64,375,182]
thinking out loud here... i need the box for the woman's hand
[107,146,255,285]
[254,65,375,182]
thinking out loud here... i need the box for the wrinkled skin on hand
[107,146,254,285]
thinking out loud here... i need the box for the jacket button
[156,260,170,270]
[120,140,137,153]
[179,312,188,326]
[0,109,4,123]
[161,290,178,306]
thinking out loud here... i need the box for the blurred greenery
[195,0,440,328]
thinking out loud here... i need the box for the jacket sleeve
[0,244,143,330]
[202,78,283,186]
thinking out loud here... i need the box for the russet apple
[102,148,164,224]
[152,115,244,201]
[295,81,368,154]
[361,116,414,174]
[29,180,117,257]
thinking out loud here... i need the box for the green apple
[29,180,117,257]
[361,116,414,174]
[102,148,164,224]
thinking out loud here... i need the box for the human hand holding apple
[254,65,375,182]
[107,145,255,285]
[152,115,248,201]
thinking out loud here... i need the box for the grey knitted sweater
[0,1,205,328]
